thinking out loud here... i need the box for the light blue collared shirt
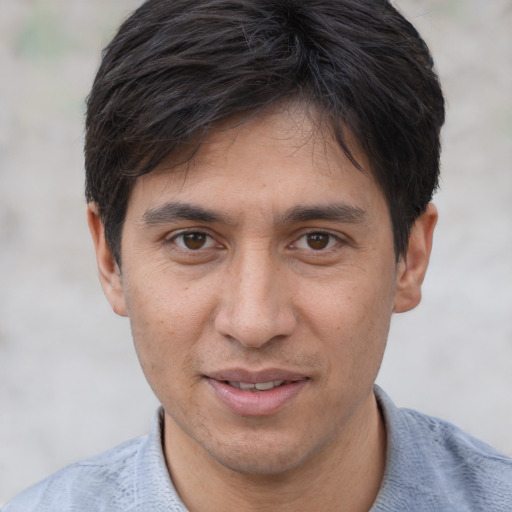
[4,387,512,511]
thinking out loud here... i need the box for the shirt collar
[132,408,188,512]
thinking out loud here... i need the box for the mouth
[226,380,287,391]
[205,370,309,416]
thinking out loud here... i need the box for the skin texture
[88,105,437,512]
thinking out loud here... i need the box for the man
[5,0,511,510]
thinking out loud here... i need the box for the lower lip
[206,379,308,416]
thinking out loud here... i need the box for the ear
[87,204,128,317]
[393,203,438,313]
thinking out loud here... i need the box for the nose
[214,246,297,348]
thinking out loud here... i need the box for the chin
[215,449,308,476]
[204,430,328,476]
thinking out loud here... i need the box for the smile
[205,371,309,416]
[228,380,285,391]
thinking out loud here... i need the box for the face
[89,105,435,476]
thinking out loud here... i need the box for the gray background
[1,0,511,505]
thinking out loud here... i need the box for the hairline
[105,101,409,268]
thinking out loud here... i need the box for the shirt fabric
[4,386,512,511]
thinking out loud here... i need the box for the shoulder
[3,436,145,512]
[373,386,512,512]
[401,405,512,483]
[4,408,187,512]
[402,405,512,467]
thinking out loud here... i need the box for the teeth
[255,381,277,391]
[229,380,285,391]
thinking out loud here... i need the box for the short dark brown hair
[85,0,445,264]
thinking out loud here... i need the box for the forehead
[127,104,385,221]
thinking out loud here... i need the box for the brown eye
[173,232,216,251]
[293,232,339,252]
[306,233,330,250]
[182,233,207,250]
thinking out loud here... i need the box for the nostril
[213,283,297,348]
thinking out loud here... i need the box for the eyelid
[166,229,223,251]
[290,230,344,250]
[162,228,347,254]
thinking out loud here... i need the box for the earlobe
[87,204,128,317]
[393,203,438,313]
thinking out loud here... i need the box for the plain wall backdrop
[1,0,511,505]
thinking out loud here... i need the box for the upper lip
[206,368,309,383]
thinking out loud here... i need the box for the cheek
[122,268,216,382]
[303,276,394,333]
[299,271,394,374]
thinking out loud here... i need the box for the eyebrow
[275,203,367,225]
[141,202,237,226]
[141,201,367,227]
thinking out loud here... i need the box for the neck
[163,392,386,512]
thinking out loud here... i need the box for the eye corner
[291,231,342,252]
[164,229,225,254]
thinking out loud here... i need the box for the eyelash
[168,231,220,252]
[291,231,342,252]
[166,230,344,254]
